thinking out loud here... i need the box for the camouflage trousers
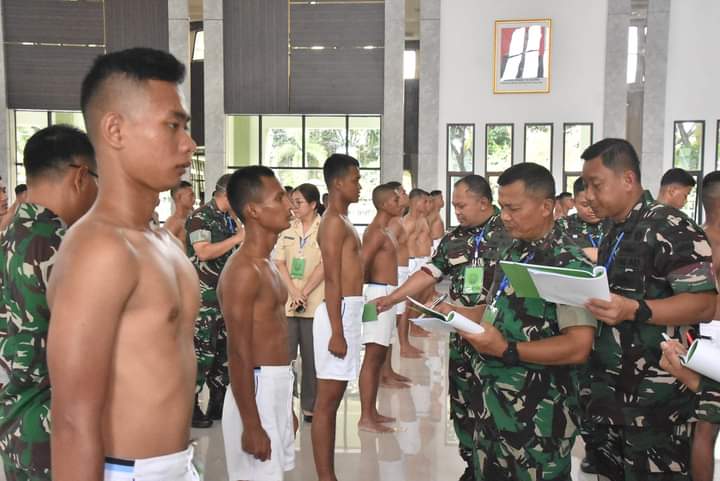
[0,402,51,481]
[577,364,597,453]
[1,454,50,481]
[448,334,476,480]
[593,423,692,481]
[194,305,228,394]
[473,427,574,481]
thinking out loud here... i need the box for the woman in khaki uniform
[274,183,324,421]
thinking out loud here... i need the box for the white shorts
[408,256,431,276]
[397,419,421,455]
[313,297,364,381]
[223,366,295,481]
[363,284,397,347]
[104,446,198,481]
[396,266,409,315]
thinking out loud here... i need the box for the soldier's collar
[615,190,653,232]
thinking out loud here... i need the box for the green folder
[499,261,597,298]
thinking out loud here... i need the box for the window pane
[564,124,592,172]
[305,116,347,168]
[673,121,703,171]
[447,124,474,173]
[488,175,500,208]
[15,164,26,186]
[564,174,580,194]
[448,175,464,227]
[524,124,552,169]
[157,191,173,223]
[272,168,325,193]
[348,117,381,169]
[226,116,260,168]
[680,175,698,221]
[16,110,49,169]
[191,149,206,204]
[348,170,381,225]
[51,111,85,131]
[404,50,417,79]
[486,124,513,172]
[193,31,205,61]
[627,26,638,83]
[263,116,302,168]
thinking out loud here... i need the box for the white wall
[663,0,720,182]
[438,0,608,192]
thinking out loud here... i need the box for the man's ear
[99,111,124,150]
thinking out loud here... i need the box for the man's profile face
[666,185,693,210]
[384,192,403,217]
[336,166,361,204]
[122,80,196,192]
[177,187,195,210]
[575,191,600,224]
[395,187,409,209]
[434,195,444,210]
[582,157,632,220]
[255,176,293,233]
[499,181,553,241]
[452,184,485,227]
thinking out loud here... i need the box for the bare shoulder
[318,211,349,242]
[219,251,261,295]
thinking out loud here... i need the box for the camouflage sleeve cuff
[422,263,443,281]
[697,376,720,423]
[556,305,598,331]
[668,262,717,294]
[189,229,212,245]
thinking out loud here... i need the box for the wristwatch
[633,299,652,323]
[501,341,519,366]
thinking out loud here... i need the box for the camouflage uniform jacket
[561,213,607,250]
[475,221,597,438]
[423,214,510,307]
[589,190,716,427]
[696,377,720,423]
[0,203,66,474]
[186,199,235,308]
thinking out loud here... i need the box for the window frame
[562,122,594,192]
[523,122,553,171]
[446,123,476,227]
[672,119,705,223]
[485,123,514,208]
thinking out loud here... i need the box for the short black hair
[385,181,402,190]
[373,184,397,209]
[293,183,321,212]
[702,171,720,207]
[323,154,360,188]
[556,192,573,201]
[409,188,429,200]
[581,138,641,183]
[14,184,27,195]
[498,162,555,200]
[572,177,586,196]
[454,175,493,202]
[170,180,192,198]
[429,190,442,197]
[284,186,294,193]
[81,47,186,118]
[227,166,277,223]
[23,125,95,180]
[660,168,696,188]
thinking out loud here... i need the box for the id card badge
[290,257,306,279]
[482,304,498,324]
[362,303,378,322]
[463,266,484,295]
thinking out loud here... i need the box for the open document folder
[681,338,720,383]
[405,297,484,334]
[499,261,611,307]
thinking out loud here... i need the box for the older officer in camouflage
[0,125,97,480]
[375,175,509,481]
[582,138,716,481]
[186,174,244,427]
[438,163,597,481]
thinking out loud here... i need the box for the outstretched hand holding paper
[406,297,485,334]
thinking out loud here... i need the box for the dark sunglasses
[69,164,99,179]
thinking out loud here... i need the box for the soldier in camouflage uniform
[375,175,510,481]
[186,174,243,427]
[582,139,716,481]
[446,163,596,481]
[0,125,96,481]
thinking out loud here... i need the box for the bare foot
[390,371,412,383]
[380,376,411,389]
[410,324,432,337]
[400,344,424,358]
[358,418,395,433]
[373,413,396,423]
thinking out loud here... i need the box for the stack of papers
[681,338,720,383]
[406,297,485,334]
[499,261,611,307]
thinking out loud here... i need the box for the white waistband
[254,365,293,377]
[106,445,194,469]
[341,296,364,304]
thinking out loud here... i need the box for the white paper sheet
[410,311,485,335]
[528,265,610,307]
[682,338,720,383]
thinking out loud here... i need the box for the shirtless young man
[312,154,363,481]
[164,180,195,249]
[47,48,200,480]
[428,190,445,251]
[218,166,297,481]
[358,184,404,433]
[398,189,434,356]
[692,171,720,481]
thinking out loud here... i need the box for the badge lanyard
[225,214,236,234]
[472,224,489,267]
[603,231,625,271]
[588,232,604,248]
[491,252,536,307]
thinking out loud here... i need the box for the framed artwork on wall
[493,19,552,94]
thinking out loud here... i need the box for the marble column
[169,0,191,113]
[603,0,630,139]
[203,0,226,195]
[417,0,441,191]
[380,0,405,183]
[641,0,671,193]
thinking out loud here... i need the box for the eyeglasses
[69,164,99,179]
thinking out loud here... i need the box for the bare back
[318,210,363,297]
[363,221,399,285]
[388,217,410,267]
[48,216,199,459]
[405,213,432,257]
[219,252,289,366]
[430,212,445,240]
